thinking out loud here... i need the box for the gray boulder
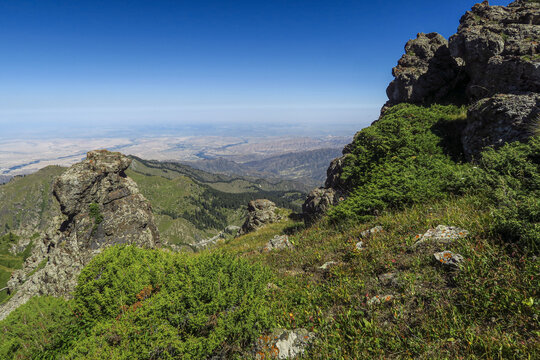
[263,235,293,252]
[434,251,465,269]
[361,225,383,238]
[302,187,338,225]
[239,199,281,235]
[413,225,469,248]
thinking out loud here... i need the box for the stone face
[385,0,540,104]
[462,93,540,159]
[0,150,159,321]
[386,32,465,106]
[302,188,338,225]
[434,251,465,268]
[413,225,469,248]
[254,328,315,359]
[239,199,280,235]
[367,294,395,306]
[263,235,293,252]
[325,155,348,189]
[361,226,383,238]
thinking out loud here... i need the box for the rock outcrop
[386,32,466,107]
[303,0,540,222]
[449,0,540,100]
[263,235,293,252]
[412,225,469,248]
[387,0,540,106]
[239,199,281,235]
[434,251,465,269]
[462,93,540,159]
[302,187,338,225]
[0,150,159,320]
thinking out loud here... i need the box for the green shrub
[0,232,19,253]
[328,103,470,222]
[89,203,103,225]
[68,246,273,359]
[476,137,540,252]
[326,103,540,252]
[0,296,76,359]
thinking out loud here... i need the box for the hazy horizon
[0,0,511,139]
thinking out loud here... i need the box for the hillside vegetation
[128,158,306,247]
[0,166,64,236]
[1,103,537,359]
[0,158,305,303]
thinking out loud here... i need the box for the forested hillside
[127,158,305,247]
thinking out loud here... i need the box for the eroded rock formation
[239,199,281,235]
[386,32,465,107]
[0,150,159,320]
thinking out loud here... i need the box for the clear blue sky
[0,0,510,137]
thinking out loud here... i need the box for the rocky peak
[386,0,539,106]
[386,32,465,107]
[54,150,133,216]
[449,0,540,100]
[0,150,159,320]
[304,0,540,222]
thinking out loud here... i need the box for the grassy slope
[0,165,64,236]
[129,156,312,194]
[0,167,64,303]
[3,196,534,359]
[215,195,537,359]
[0,233,37,303]
[126,168,229,246]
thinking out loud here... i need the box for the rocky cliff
[0,150,159,320]
[304,0,540,222]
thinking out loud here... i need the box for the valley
[0,135,349,178]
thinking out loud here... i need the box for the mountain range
[0,1,538,359]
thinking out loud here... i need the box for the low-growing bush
[328,103,540,252]
[69,246,273,359]
[0,246,274,359]
[477,137,540,252]
[0,296,75,359]
[328,103,470,222]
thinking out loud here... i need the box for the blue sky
[0,0,510,137]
